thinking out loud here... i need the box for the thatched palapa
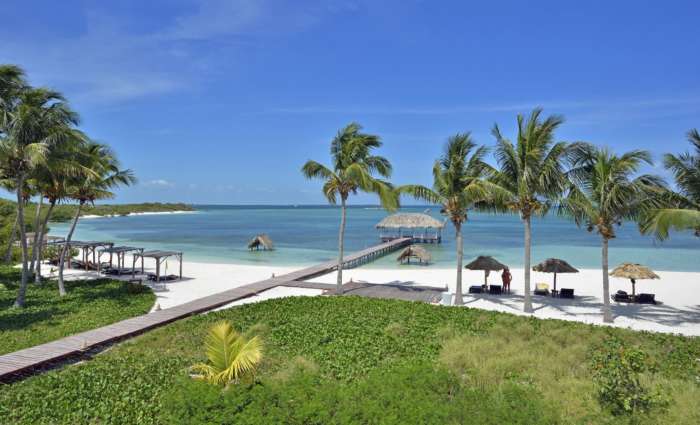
[397,245,432,264]
[248,234,274,251]
[610,263,659,297]
[533,258,579,292]
[465,255,508,287]
[376,213,445,244]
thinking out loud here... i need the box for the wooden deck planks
[0,237,411,381]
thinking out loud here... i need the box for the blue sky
[2,0,699,204]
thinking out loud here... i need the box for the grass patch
[0,266,155,355]
[0,296,698,424]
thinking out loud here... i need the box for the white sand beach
[80,210,196,219]
[49,253,700,337]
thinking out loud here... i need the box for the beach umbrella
[609,263,659,298]
[465,256,507,287]
[532,258,579,292]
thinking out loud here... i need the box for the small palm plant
[301,122,398,294]
[190,321,263,386]
[641,129,700,239]
[561,144,666,323]
[399,133,505,305]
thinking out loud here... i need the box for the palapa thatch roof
[609,263,659,280]
[376,213,445,229]
[397,245,432,263]
[464,255,507,271]
[247,234,274,250]
[532,258,579,274]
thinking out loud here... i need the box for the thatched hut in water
[247,234,274,251]
[397,245,432,265]
[376,213,445,243]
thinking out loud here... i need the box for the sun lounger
[147,273,179,282]
[468,285,483,294]
[534,282,549,296]
[489,285,502,295]
[635,293,657,305]
[559,288,574,299]
[612,290,632,303]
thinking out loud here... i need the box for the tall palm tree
[30,130,88,282]
[0,86,79,307]
[301,123,398,294]
[491,108,569,313]
[399,134,506,305]
[561,144,666,323]
[641,129,700,239]
[0,66,25,265]
[57,141,136,295]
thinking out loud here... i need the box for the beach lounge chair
[612,290,632,303]
[534,282,549,296]
[559,288,574,299]
[468,285,483,294]
[635,293,657,305]
[489,285,502,295]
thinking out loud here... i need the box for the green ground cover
[1,296,698,424]
[0,266,155,355]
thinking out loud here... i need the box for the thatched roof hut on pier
[248,234,274,251]
[376,213,445,244]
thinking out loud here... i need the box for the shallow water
[47,205,699,271]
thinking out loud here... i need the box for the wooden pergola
[134,250,183,282]
[54,240,114,271]
[97,246,145,276]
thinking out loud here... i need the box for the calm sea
[47,205,700,272]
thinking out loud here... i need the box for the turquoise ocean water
[47,205,700,272]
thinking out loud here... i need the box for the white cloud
[0,1,356,104]
[145,179,175,187]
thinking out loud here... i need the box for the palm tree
[641,129,700,239]
[561,144,666,323]
[491,108,569,313]
[0,66,25,265]
[57,141,136,295]
[189,321,263,386]
[301,122,398,294]
[398,134,506,305]
[30,130,87,282]
[0,86,79,308]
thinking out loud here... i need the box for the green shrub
[164,360,559,425]
[2,297,699,424]
[590,337,669,417]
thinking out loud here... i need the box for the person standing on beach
[501,267,512,293]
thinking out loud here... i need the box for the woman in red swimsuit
[501,267,512,293]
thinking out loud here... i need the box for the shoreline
[79,210,196,219]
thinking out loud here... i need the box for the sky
[1,0,699,205]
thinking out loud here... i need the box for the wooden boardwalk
[0,237,410,382]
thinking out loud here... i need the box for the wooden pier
[0,237,411,382]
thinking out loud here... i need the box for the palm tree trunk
[13,174,30,308]
[29,196,44,275]
[454,222,464,305]
[58,202,82,296]
[523,215,534,313]
[601,237,613,323]
[34,200,55,284]
[4,212,19,264]
[336,197,347,295]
